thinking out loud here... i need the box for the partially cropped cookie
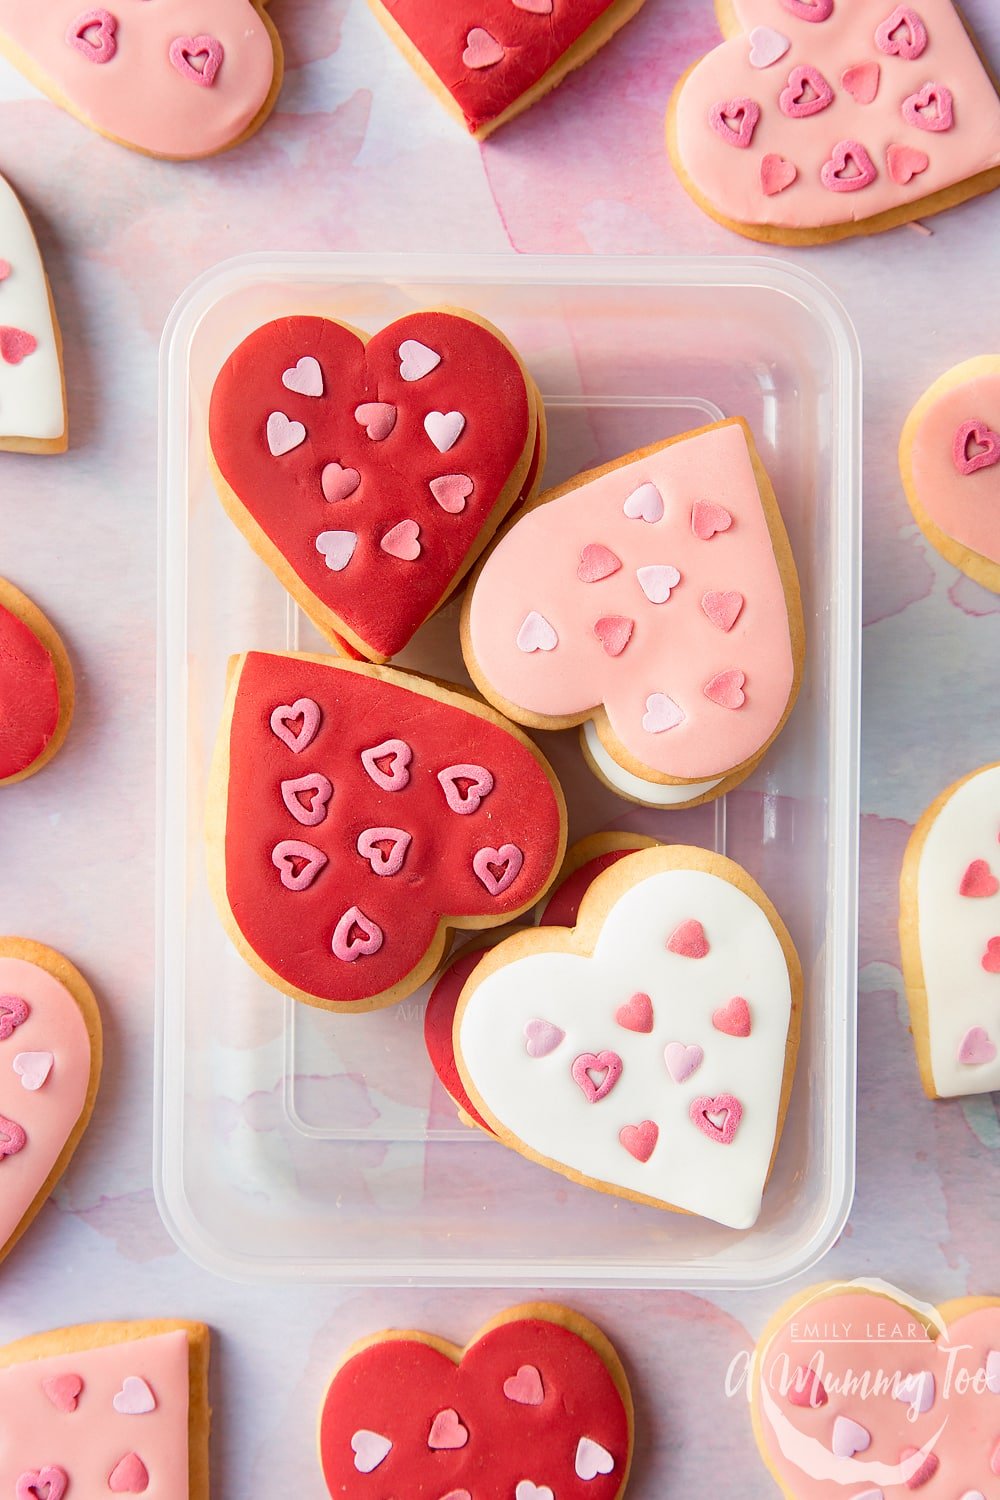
[0,173,66,454]
[462,419,803,807]
[900,761,1000,1098]
[900,355,1000,592]
[0,581,74,787]
[667,0,1000,244]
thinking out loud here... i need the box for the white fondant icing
[0,173,64,443]
[582,720,723,806]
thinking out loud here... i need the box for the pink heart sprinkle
[0,327,38,365]
[571,1050,623,1103]
[16,1469,68,1500]
[841,61,881,105]
[503,1365,544,1405]
[691,501,732,540]
[430,474,473,513]
[355,402,397,441]
[169,35,224,86]
[779,64,834,119]
[701,591,744,632]
[821,141,878,193]
[356,827,411,878]
[523,1018,565,1058]
[516,610,558,653]
[428,1408,468,1450]
[748,25,790,68]
[779,0,833,18]
[280,773,333,828]
[622,482,664,523]
[667,919,709,959]
[787,1366,829,1408]
[269,697,321,754]
[642,693,685,734]
[619,1120,658,1163]
[960,859,999,898]
[954,420,1000,476]
[397,338,441,381]
[593,614,634,657]
[578,543,622,583]
[271,840,328,892]
[712,996,752,1037]
[0,261,11,282]
[615,992,654,1033]
[438,763,494,815]
[875,5,928,60]
[331,906,383,962]
[108,1453,149,1494]
[360,739,412,792]
[380,519,421,561]
[709,98,761,150]
[637,564,681,603]
[704,670,746,710]
[900,1446,938,1489]
[13,1051,54,1091]
[42,1374,83,1413]
[664,1041,704,1083]
[690,1094,743,1145]
[321,462,361,502]
[473,843,524,897]
[315,529,358,572]
[982,937,1000,974]
[463,26,504,68]
[0,995,29,1041]
[66,8,117,63]
[886,143,929,186]
[761,154,798,196]
[282,356,323,397]
[0,1114,26,1159]
[902,82,954,133]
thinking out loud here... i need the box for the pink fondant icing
[0,1332,189,1498]
[0,958,92,1253]
[672,0,1000,231]
[0,0,276,158]
[908,361,1000,568]
[466,422,796,781]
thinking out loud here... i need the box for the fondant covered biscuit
[900,355,1000,593]
[206,651,566,1013]
[0,174,66,454]
[0,581,74,787]
[668,0,1000,243]
[0,0,281,158]
[209,309,542,663]
[462,419,803,806]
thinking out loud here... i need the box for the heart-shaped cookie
[900,355,1000,593]
[0,938,101,1265]
[752,1282,1000,1500]
[0,173,66,454]
[462,419,803,806]
[667,0,1000,243]
[319,1304,633,1500]
[900,760,1000,1098]
[207,651,566,1012]
[0,0,281,158]
[0,581,74,787]
[209,309,541,662]
[367,0,648,139]
[0,1320,209,1498]
[454,844,801,1228]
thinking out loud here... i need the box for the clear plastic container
[156,253,861,1287]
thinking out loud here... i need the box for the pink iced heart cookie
[900,760,1000,1097]
[0,0,281,158]
[463,420,802,809]
[901,357,1000,593]
[668,0,1000,242]
[454,844,801,1227]
[0,940,101,1265]
[752,1284,1000,1500]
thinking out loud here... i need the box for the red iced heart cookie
[0,0,281,158]
[319,1305,634,1500]
[752,1284,1000,1500]
[367,0,649,139]
[0,173,67,453]
[901,356,1000,594]
[208,651,566,1012]
[668,0,1000,243]
[0,939,101,1265]
[210,310,540,662]
[0,581,74,787]
[0,1321,208,1499]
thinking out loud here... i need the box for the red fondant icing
[0,601,60,783]
[210,312,533,661]
[319,1315,630,1500]
[424,945,497,1133]
[221,654,563,1007]
[539,849,637,927]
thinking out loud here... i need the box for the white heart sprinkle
[424,410,466,453]
[113,1377,156,1415]
[266,411,306,456]
[281,356,323,397]
[622,482,664,523]
[350,1430,392,1474]
[748,25,791,67]
[575,1436,614,1480]
[12,1051,53,1091]
[516,1484,554,1500]
[315,530,357,571]
[637,564,681,604]
[516,611,558,653]
[642,692,685,734]
[398,339,441,381]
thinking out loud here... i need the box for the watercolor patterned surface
[0,1,999,1496]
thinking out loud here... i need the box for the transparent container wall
[157,255,860,1286]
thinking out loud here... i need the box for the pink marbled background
[1,1,1000,1495]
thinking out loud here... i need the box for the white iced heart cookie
[455,845,802,1228]
[0,173,66,453]
[900,761,1000,1098]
